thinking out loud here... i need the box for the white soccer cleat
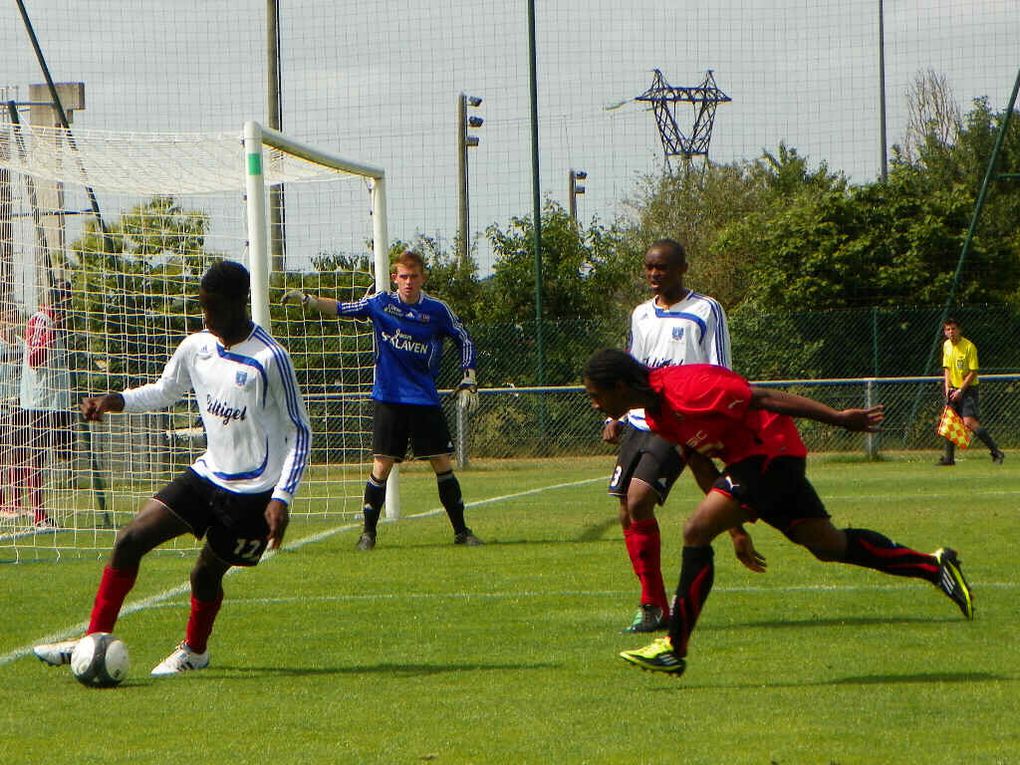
[33,638,80,666]
[150,641,210,677]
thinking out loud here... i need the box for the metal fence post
[864,378,879,459]
[456,404,469,468]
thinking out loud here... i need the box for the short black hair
[944,316,960,328]
[646,238,687,267]
[201,260,250,301]
[583,348,651,390]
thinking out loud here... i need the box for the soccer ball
[70,633,130,688]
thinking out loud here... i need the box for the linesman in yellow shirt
[939,317,1005,466]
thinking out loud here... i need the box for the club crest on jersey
[235,370,248,387]
[672,326,685,341]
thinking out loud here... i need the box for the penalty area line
[1,476,604,669]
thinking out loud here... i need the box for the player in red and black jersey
[583,349,975,678]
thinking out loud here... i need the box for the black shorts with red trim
[711,455,829,540]
[372,401,453,461]
[155,468,274,567]
[607,426,685,504]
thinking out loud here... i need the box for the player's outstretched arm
[280,289,337,316]
[80,393,125,422]
[750,387,884,432]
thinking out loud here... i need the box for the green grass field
[2,454,1018,764]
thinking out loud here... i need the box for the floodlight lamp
[573,170,588,180]
[466,136,480,147]
[574,185,586,195]
[468,116,484,128]
[467,95,483,107]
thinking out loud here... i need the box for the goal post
[243,121,389,325]
[0,117,395,559]
[243,120,400,519]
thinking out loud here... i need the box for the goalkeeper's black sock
[972,426,999,453]
[842,528,939,583]
[362,474,386,534]
[436,470,467,533]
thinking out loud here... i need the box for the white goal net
[0,118,387,560]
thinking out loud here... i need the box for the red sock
[26,467,45,522]
[87,565,139,634]
[624,518,669,616]
[184,590,224,654]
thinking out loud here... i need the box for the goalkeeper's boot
[453,528,483,546]
[355,531,376,551]
[33,638,79,666]
[933,547,974,620]
[622,603,667,634]
[150,641,209,676]
[992,449,1005,464]
[619,636,686,676]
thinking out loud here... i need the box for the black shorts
[154,468,274,567]
[712,456,830,540]
[947,387,980,420]
[607,426,685,504]
[372,401,453,461]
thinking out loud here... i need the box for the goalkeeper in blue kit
[283,249,482,550]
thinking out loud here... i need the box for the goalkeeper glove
[456,369,478,414]
[281,289,311,307]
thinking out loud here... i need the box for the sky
[1,0,1017,275]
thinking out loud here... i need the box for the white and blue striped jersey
[335,290,476,406]
[120,325,311,505]
[625,289,731,431]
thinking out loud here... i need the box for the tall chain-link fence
[438,304,1020,460]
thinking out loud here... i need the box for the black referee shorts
[947,387,981,420]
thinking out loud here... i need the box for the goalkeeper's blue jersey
[336,290,476,406]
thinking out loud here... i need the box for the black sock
[972,427,999,453]
[362,474,386,534]
[943,440,956,461]
[436,470,467,533]
[842,528,938,583]
[668,545,714,658]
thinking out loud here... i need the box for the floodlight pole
[878,0,888,181]
[267,0,286,275]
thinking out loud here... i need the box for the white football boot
[150,641,210,676]
[33,639,80,666]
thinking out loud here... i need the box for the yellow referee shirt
[942,337,979,389]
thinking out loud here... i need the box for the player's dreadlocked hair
[201,260,250,301]
[583,348,653,396]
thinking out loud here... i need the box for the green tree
[70,196,220,391]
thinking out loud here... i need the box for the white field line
[6,474,1016,667]
[1,476,602,667]
[137,580,1018,609]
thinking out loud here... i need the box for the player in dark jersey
[283,250,481,549]
[34,261,311,676]
[583,348,975,678]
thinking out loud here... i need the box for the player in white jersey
[33,261,311,676]
[603,239,764,633]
